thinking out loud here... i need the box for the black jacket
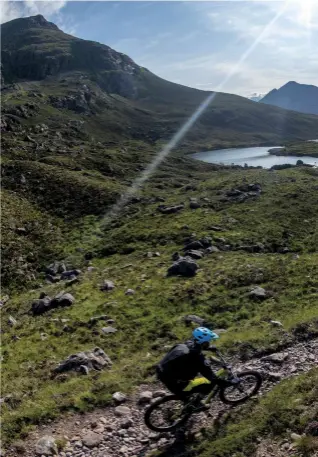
[157,340,216,383]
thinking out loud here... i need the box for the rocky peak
[1,14,59,33]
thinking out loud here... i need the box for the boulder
[167,257,199,277]
[205,246,220,254]
[60,269,81,280]
[113,392,127,403]
[153,390,167,398]
[184,240,204,251]
[35,436,58,456]
[82,431,103,448]
[114,405,131,417]
[31,296,52,315]
[50,292,74,309]
[54,347,112,374]
[139,391,153,404]
[200,236,212,247]
[184,250,204,260]
[249,287,267,300]
[101,326,117,334]
[100,280,115,292]
[263,352,289,364]
[125,289,135,295]
[189,201,201,209]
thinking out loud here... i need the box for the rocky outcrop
[31,291,75,315]
[167,256,199,277]
[53,347,112,374]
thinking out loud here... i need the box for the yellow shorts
[183,377,211,392]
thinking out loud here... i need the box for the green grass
[2,163,318,447]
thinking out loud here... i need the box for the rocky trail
[7,338,318,457]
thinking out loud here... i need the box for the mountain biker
[156,327,230,400]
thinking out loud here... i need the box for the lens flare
[100,1,288,228]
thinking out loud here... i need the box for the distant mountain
[248,93,265,102]
[1,15,318,149]
[261,81,318,115]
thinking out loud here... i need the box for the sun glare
[296,0,314,27]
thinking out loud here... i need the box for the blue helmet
[193,327,219,344]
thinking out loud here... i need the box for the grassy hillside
[2,164,318,453]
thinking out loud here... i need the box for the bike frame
[203,349,235,405]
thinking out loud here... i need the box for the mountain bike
[144,349,262,432]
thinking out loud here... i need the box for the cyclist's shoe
[218,378,240,388]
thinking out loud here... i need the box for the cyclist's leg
[156,369,188,399]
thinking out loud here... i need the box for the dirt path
[6,338,318,457]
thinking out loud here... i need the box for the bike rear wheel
[144,395,190,432]
[219,370,262,405]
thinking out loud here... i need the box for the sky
[1,1,317,97]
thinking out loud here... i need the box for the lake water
[192,146,318,168]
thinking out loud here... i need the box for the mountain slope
[261,81,318,116]
[1,15,318,148]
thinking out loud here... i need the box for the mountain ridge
[261,81,318,116]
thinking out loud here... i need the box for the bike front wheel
[144,395,190,432]
[219,370,262,405]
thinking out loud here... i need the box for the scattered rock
[189,201,201,209]
[89,315,110,324]
[120,418,134,429]
[101,326,117,334]
[35,436,58,456]
[100,280,115,292]
[184,249,204,260]
[8,315,17,326]
[153,390,167,398]
[200,236,212,247]
[172,252,181,261]
[113,392,127,403]
[125,289,135,295]
[31,292,74,315]
[82,431,103,448]
[114,405,131,417]
[50,292,75,309]
[157,204,184,214]
[209,226,223,231]
[270,320,283,327]
[205,246,220,254]
[54,347,112,374]
[184,240,204,251]
[267,372,283,381]
[263,352,289,364]
[60,269,81,280]
[138,391,153,404]
[290,432,302,442]
[249,286,268,300]
[167,256,199,277]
